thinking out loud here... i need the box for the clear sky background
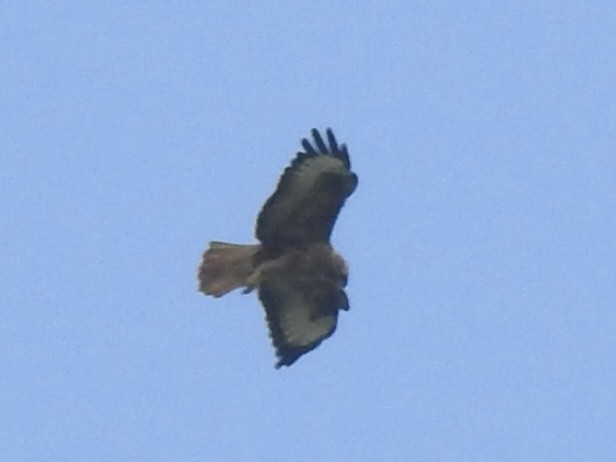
[2,2,615,461]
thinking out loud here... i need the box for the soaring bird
[198,128,357,368]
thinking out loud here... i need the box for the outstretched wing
[256,128,357,253]
[258,272,349,368]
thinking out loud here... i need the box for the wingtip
[297,127,351,169]
[274,354,297,369]
[311,128,328,153]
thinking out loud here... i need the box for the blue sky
[2,2,615,461]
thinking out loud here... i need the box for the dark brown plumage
[197,128,357,368]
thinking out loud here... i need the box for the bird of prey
[197,128,357,368]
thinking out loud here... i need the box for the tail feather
[197,241,260,297]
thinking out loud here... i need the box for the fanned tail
[197,242,260,297]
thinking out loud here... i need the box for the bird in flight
[198,128,358,368]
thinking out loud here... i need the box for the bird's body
[198,128,357,368]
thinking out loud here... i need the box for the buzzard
[197,128,357,368]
